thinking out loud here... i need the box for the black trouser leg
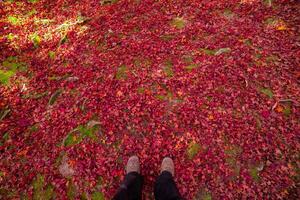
[154,171,182,200]
[113,172,143,200]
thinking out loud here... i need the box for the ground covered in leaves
[0,0,299,199]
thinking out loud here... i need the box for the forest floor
[0,0,299,199]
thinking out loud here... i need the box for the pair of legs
[113,156,182,200]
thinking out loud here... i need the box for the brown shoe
[126,156,140,174]
[161,157,174,176]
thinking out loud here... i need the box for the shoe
[161,157,174,176]
[126,155,140,174]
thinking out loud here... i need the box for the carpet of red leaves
[0,0,299,199]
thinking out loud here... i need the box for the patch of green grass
[224,145,242,179]
[187,141,201,160]
[155,94,166,101]
[64,132,84,147]
[32,174,55,200]
[223,8,234,18]
[249,166,260,182]
[2,56,27,71]
[163,60,174,77]
[7,16,20,25]
[225,146,242,158]
[48,90,62,105]
[200,47,231,56]
[49,51,56,59]
[34,18,54,25]
[100,0,118,5]
[171,17,186,29]
[29,124,39,132]
[79,125,98,140]
[253,112,262,130]
[182,55,193,64]
[2,132,10,141]
[206,96,213,102]
[28,0,39,3]
[244,39,252,46]
[265,55,279,64]
[185,64,198,70]
[0,132,10,146]
[116,65,128,80]
[259,88,273,98]
[283,103,292,117]
[27,9,37,16]
[59,34,68,45]
[91,192,105,200]
[214,48,231,55]
[67,181,76,200]
[200,48,216,55]
[182,55,199,70]
[160,34,174,41]
[30,33,41,48]
[265,17,277,25]
[64,123,100,147]
[0,70,15,85]
[23,91,48,99]
[137,87,145,94]
[7,33,16,41]
[194,189,212,200]
[263,0,273,7]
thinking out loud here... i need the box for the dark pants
[113,171,182,200]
